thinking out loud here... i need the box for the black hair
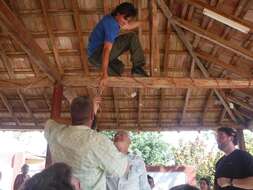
[22,163,74,190]
[199,178,211,190]
[111,2,137,18]
[217,127,238,145]
[170,184,199,190]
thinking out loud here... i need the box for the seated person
[21,163,80,190]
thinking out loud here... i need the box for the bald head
[70,96,93,125]
[113,131,131,154]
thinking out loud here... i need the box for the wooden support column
[45,84,63,167]
[237,129,246,150]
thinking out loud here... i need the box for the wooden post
[237,129,246,151]
[45,84,63,167]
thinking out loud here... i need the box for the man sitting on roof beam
[87,2,149,88]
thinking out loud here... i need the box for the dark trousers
[88,32,146,76]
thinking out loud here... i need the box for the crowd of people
[7,2,253,190]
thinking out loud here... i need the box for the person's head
[21,164,29,175]
[147,175,155,189]
[199,178,210,190]
[70,96,94,126]
[22,163,78,190]
[111,2,137,27]
[216,127,238,152]
[113,131,131,154]
[170,184,199,190]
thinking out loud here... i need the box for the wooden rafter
[0,44,15,79]
[180,60,195,124]
[219,108,227,123]
[177,0,253,33]
[137,89,143,130]
[174,18,253,62]
[112,88,120,128]
[70,0,89,75]
[200,0,248,123]
[156,0,238,124]
[201,90,214,124]
[0,1,61,83]
[149,0,160,76]
[226,95,253,113]
[0,92,21,127]
[40,0,64,75]
[1,76,253,89]
[196,50,252,78]
[17,89,38,127]
[158,22,171,129]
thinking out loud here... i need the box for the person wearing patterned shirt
[44,96,128,190]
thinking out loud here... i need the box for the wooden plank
[17,89,38,127]
[156,0,238,123]
[150,0,160,76]
[70,0,89,75]
[112,88,120,128]
[180,60,195,124]
[174,18,253,62]
[137,89,143,129]
[0,1,61,82]
[219,108,227,123]
[40,0,64,75]
[177,0,253,32]
[0,45,15,79]
[226,95,253,112]
[2,76,253,89]
[0,92,21,127]
[201,90,214,124]
[195,50,252,78]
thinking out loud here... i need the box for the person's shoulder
[235,149,253,159]
[128,153,145,163]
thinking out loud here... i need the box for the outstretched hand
[93,96,101,115]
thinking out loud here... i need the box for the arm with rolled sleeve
[93,134,128,177]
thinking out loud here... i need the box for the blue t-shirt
[87,15,120,57]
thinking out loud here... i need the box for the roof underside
[0,0,253,131]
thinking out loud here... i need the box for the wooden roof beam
[2,76,253,89]
[174,17,253,62]
[195,49,252,78]
[137,89,143,130]
[112,88,120,128]
[0,1,61,83]
[17,89,38,127]
[177,0,253,33]
[180,60,195,125]
[71,0,89,75]
[149,0,160,76]
[156,0,238,123]
[40,0,64,75]
[226,95,253,113]
[0,92,21,127]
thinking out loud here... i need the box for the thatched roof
[0,0,252,131]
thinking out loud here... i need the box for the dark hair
[111,2,137,18]
[170,184,199,190]
[217,127,238,145]
[22,163,74,190]
[70,96,93,125]
[199,178,210,186]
